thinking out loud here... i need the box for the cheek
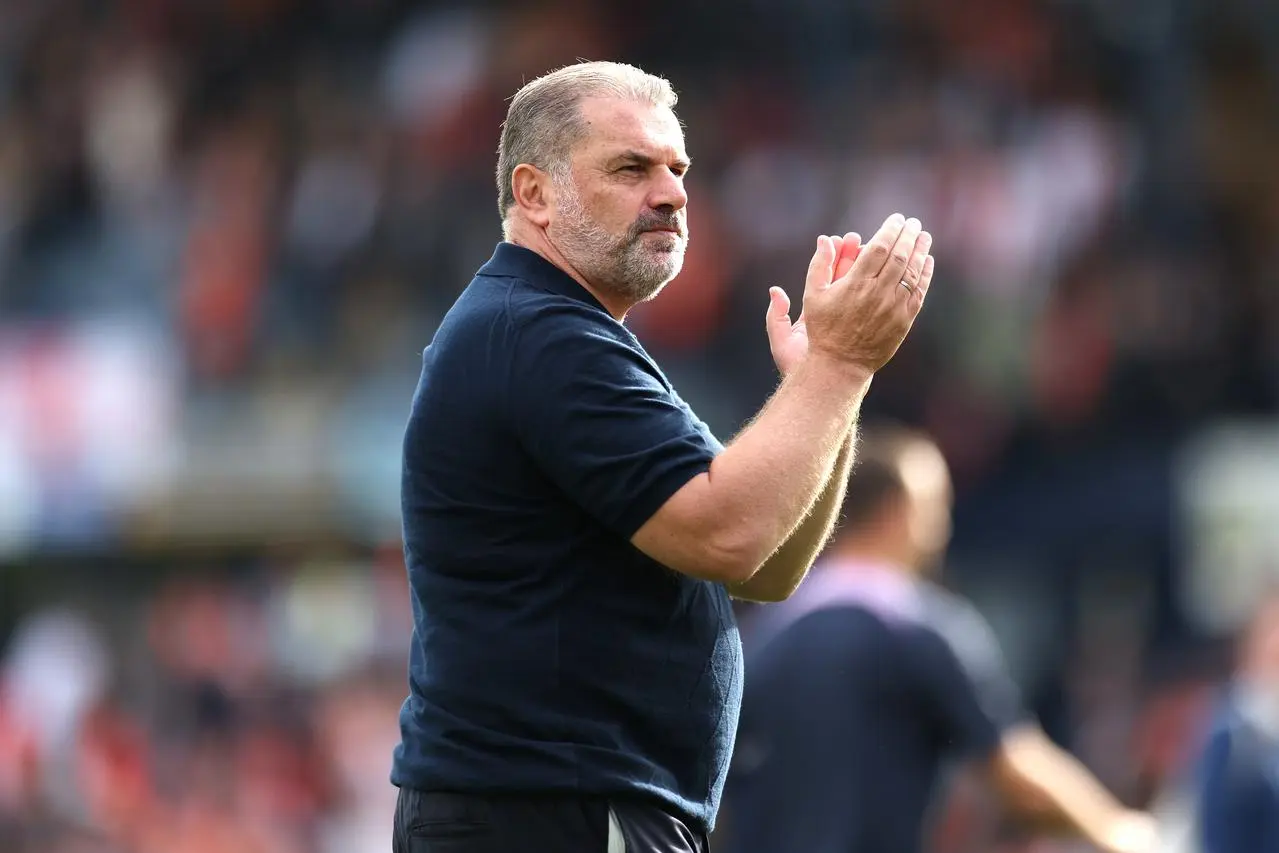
[586,187,644,229]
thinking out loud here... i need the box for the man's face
[900,445,954,572]
[547,96,690,305]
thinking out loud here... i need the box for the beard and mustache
[547,177,687,305]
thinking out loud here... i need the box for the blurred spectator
[1180,593,1279,852]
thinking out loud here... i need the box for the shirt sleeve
[508,300,723,539]
[911,601,1023,761]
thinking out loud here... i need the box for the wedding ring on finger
[899,280,915,294]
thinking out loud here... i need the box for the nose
[648,167,688,214]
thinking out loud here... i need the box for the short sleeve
[911,601,1023,760]
[508,301,723,539]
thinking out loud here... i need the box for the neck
[505,221,633,320]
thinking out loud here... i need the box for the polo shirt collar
[477,242,608,314]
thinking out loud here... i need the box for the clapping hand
[769,214,933,378]
[766,232,862,376]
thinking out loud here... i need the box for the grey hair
[496,61,678,226]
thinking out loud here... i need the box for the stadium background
[1,0,1277,850]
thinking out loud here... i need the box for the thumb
[804,235,836,292]
[766,286,792,338]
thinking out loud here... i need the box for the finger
[843,213,905,281]
[879,216,922,286]
[916,254,935,300]
[828,235,844,284]
[833,231,862,281]
[900,255,934,320]
[804,234,837,292]
[900,230,932,288]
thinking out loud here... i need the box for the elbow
[749,578,804,603]
[733,586,792,605]
[697,528,813,600]
[694,529,767,586]
[727,563,809,604]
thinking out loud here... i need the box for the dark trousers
[393,787,710,853]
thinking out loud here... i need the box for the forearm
[705,355,869,573]
[994,727,1131,850]
[634,353,871,583]
[729,426,859,602]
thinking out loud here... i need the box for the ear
[511,163,554,228]
[877,489,913,536]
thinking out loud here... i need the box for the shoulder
[505,284,633,348]
[432,275,626,357]
[503,292,666,392]
[916,584,1000,659]
[430,275,517,345]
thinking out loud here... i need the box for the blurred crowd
[2,0,1278,850]
[2,0,1276,465]
[0,548,1229,853]
[1,547,414,853]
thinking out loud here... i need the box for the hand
[801,212,934,375]
[1099,810,1159,853]
[766,232,862,376]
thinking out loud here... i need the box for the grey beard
[551,177,684,305]
[552,222,682,305]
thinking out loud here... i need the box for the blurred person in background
[721,425,1157,853]
[1182,592,1279,852]
[390,60,935,853]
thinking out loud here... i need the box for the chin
[653,256,684,285]
[635,282,669,303]
[622,261,682,303]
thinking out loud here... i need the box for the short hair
[839,424,940,532]
[495,61,678,221]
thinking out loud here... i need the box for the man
[721,426,1159,853]
[1186,593,1279,852]
[390,61,936,852]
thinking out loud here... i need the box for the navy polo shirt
[723,565,1022,853]
[391,242,742,833]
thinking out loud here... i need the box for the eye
[620,163,646,173]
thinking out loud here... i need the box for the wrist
[803,349,875,391]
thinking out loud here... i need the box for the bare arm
[632,215,930,584]
[632,354,870,584]
[989,726,1157,853]
[719,222,929,601]
[728,426,859,603]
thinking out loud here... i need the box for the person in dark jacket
[722,426,1157,853]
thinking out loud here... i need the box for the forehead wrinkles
[574,100,687,163]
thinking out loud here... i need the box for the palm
[768,233,861,376]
